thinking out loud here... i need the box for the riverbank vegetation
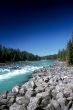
[57,33,73,65]
[41,54,57,60]
[0,45,40,62]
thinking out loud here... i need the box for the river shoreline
[0,62,73,110]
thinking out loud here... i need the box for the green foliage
[0,45,41,62]
[57,32,73,65]
[57,49,67,61]
[42,54,57,60]
[67,36,73,65]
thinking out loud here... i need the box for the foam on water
[0,68,10,73]
[0,66,43,81]
[0,60,55,92]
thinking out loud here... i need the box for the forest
[0,45,41,62]
[57,35,73,65]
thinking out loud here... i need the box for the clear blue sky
[0,0,73,56]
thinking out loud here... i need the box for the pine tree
[67,37,73,65]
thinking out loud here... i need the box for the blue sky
[0,0,73,56]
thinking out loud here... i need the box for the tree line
[57,32,73,65]
[42,54,57,60]
[0,45,41,63]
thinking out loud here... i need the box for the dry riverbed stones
[0,62,73,110]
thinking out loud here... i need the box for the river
[0,60,56,92]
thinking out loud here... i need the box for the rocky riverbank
[0,62,73,110]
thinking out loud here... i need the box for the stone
[30,81,35,88]
[7,97,15,107]
[27,97,42,110]
[0,105,8,110]
[67,101,73,110]
[0,98,7,105]
[16,96,30,105]
[40,95,51,107]
[12,85,20,94]
[63,90,70,98]
[51,89,58,99]
[36,90,51,99]
[57,97,66,110]
[45,103,55,110]
[67,97,73,101]
[35,107,45,110]
[7,92,16,106]
[19,87,26,95]
[51,99,61,110]
[24,81,34,90]
[25,89,33,99]
[56,92,63,99]
[33,83,37,90]
[35,86,45,93]
[7,91,16,98]
[9,103,26,110]
[69,108,73,110]
[1,91,8,99]
[31,90,37,97]
[43,77,49,83]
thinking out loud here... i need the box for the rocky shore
[0,62,73,110]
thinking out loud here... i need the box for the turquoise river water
[0,60,56,92]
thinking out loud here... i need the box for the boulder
[1,91,8,99]
[43,76,49,83]
[45,103,55,110]
[7,97,15,107]
[19,87,27,95]
[27,97,42,110]
[67,101,73,110]
[0,98,7,105]
[51,89,58,99]
[35,86,45,93]
[51,99,61,110]
[7,91,16,104]
[57,97,66,110]
[16,96,30,105]
[12,85,20,94]
[23,80,35,90]
[56,92,63,99]
[25,89,33,99]
[40,95,51,107]
[0,105,8,110]
[9,103,26,110]
[63,87,71,98]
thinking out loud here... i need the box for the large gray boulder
[12,85,20,94]
[27,97,42,110]
[35,86,45,93]
[40,95,51,107]
[25,88,33,99]
[0,98,7,105]
[7,97,15,107]
[9,103,26,110]
[51,99,61,110]
[57,97,66,110]
[16,96,30,105]
[45,103,55,110]
[19,87,27,95]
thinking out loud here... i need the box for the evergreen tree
[0,44,41,62]
[67,36,73,65]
